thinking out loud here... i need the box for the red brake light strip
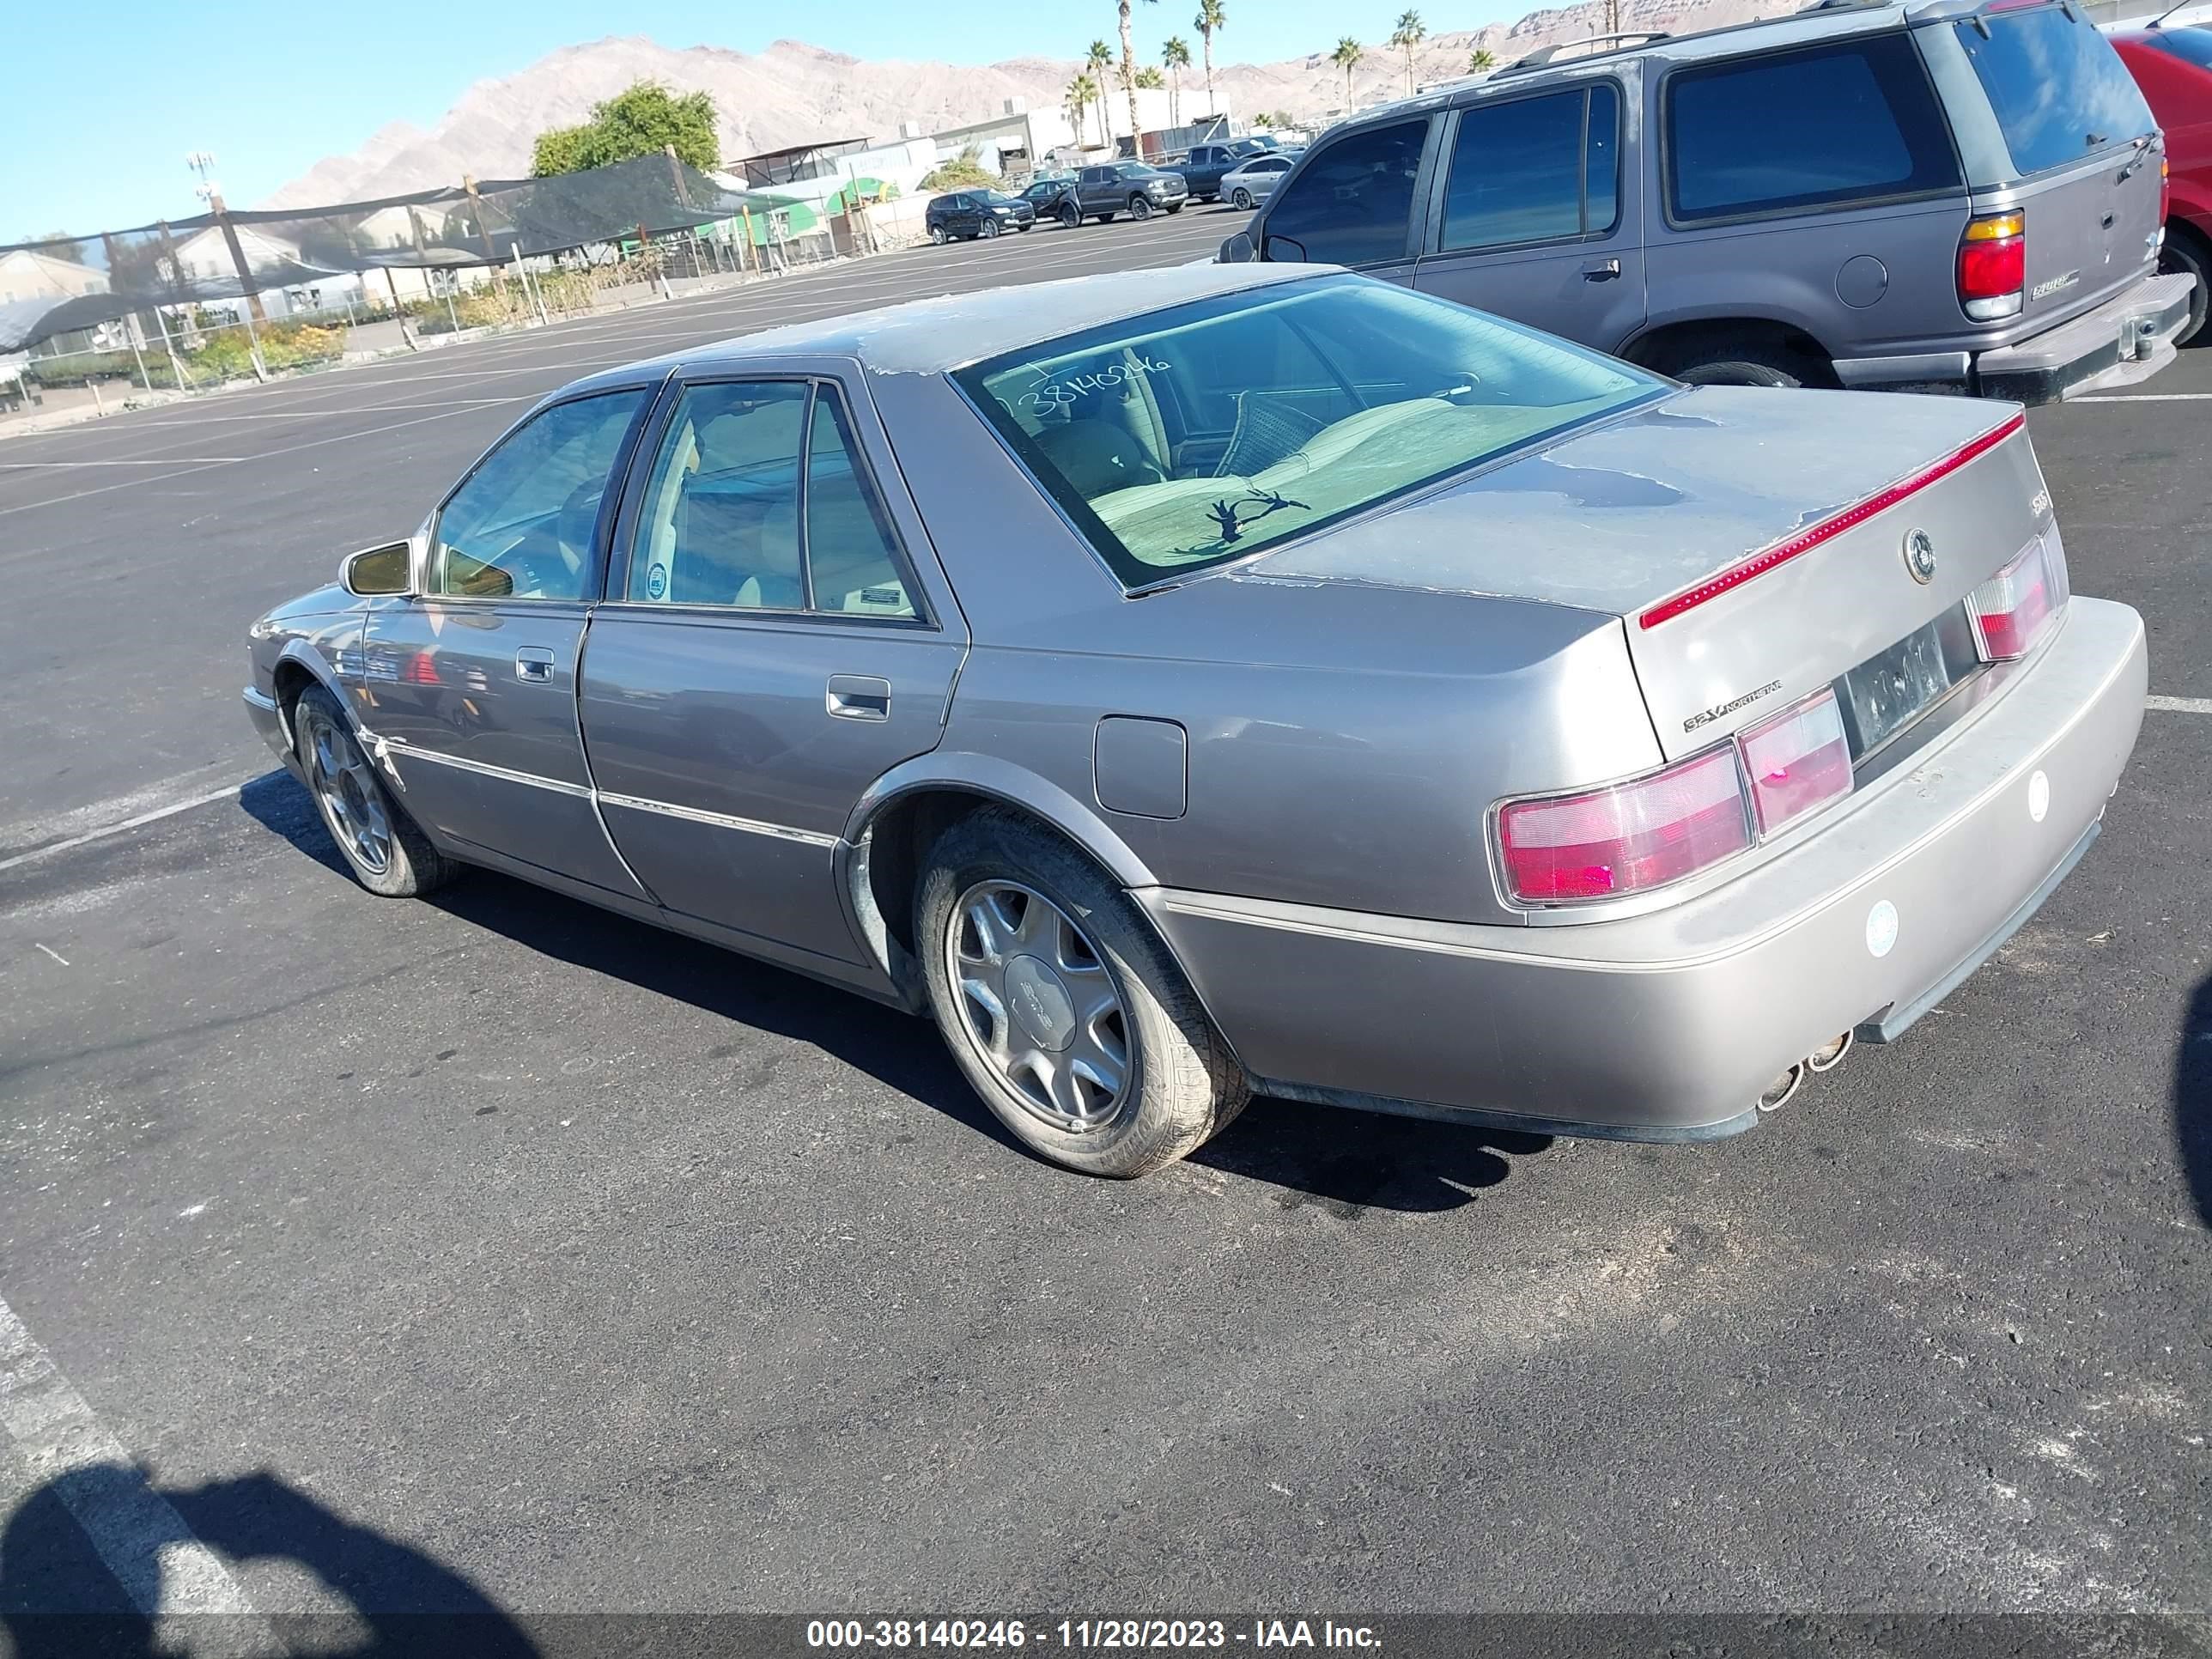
[1638,411,2027,630]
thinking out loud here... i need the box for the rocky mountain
[262,0,1770,208]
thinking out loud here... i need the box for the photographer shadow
[0,1463,536,1658]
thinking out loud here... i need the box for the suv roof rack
[1492,30,1673,76]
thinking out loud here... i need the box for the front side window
[957,274,1662,586]
[623,380,916,617]
[1956,6,2156,174]
[1262,118,1431,266]
[432,390,647,601]
[1665,37,1961,222]
[1441,84,1620,252]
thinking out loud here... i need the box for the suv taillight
[1959,210,2025,322]
[1972,531,2066,660]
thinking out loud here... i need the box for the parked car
[2109,21,2212,344]
[1222,0,2193,398]
[1019,176,1081,228]
[245,264,2145,1177]
[1219,152,1297,211]
[1072,163,1189,223]
[1169,138,1279,202]
[926,190,1036,243]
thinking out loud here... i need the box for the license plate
[1836,607,1981,757]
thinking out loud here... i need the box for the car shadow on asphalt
[2177,972,2212,1230]
[0,1464,536,1656]
[242,773,1552,1212]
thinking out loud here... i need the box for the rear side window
[1441,84,1620,252]
[1263,118,1430,267]
[1665,36,1961,222]
[2145,27,2212,69]
[1956,6,2157,174]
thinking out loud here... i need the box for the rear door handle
[826,674,891,721]
[514,647,557,684]
[1582,258,1622,282]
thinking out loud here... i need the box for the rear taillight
[1972,532,2063,660]
[1959,210,2025,322]
[1738,689,1853,837]
[1497,749,1751,904]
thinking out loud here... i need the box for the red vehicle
[2112,18,2212,344]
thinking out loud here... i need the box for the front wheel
[2162,226,2209,347]
[1231,187,1253,210]
[1128,195,1153,222]
[918,810,1248,1178]
[980,216,1000,239]
[293,685,455,898]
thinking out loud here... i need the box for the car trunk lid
[1242,386,2053,759]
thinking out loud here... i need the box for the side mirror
[341,540,413,597]
[1218,230,1256,264]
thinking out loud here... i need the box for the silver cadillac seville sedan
[244,264,2148,1177]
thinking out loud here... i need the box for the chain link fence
[0,155,904,425]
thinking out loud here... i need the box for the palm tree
[1468,46,1497,72]
[1118,0,1159,148]
[1066,72,1101,148]
[1331,36,1364,109]
[1162,35,1191,127]
[1389,10,1426,94]
[1086,39,1116,145]
[1194,0,1226,111]
[1136,65,1165,88]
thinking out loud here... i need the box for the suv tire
[917,808,1249,1178]
[1660,341,1834,390]
[2162,226,2208,348]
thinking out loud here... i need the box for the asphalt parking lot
[1,197,2207,1636]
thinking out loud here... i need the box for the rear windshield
[1954,5,2155,175]
[2143,25,2212,68]
[955,275,1663,587]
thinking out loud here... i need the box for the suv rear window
[1954,5,2154,175]
[1664,36,1960,222]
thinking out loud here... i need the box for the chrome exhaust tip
[1805,1030,1854,1073]
[1757,1063,1804,1113]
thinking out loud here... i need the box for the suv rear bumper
[1140,598,2147,1140]
[1974,272,2196,403]
[1834,273,2195,404]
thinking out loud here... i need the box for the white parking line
[0,779,250,873]
[2146,694,2212,714]
[0,1292,281,1643]
[2075,392,2212,402]
[0,458,246,467]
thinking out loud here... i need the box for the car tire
[292,684,455,899]
[1128,196,1153,222]
[1098,211,1117,223]
[2162,225,2209,348]
[930,225,948,246]
[1231,187,1253,210]
[1164,202,1185,215]
[1662,342,1833,390]
[917,808,1249,1178]
[981,216,1000,239]
[1060,204,1081,229]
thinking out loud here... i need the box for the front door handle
[1582,258,1622,282]
[514,647,557,684]
[825,674,891,721]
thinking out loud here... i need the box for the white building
[0,247,108,307]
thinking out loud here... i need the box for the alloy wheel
[301,707,392,875]
[944,880,1132,1133]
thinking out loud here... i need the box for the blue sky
[3,0,1512,243]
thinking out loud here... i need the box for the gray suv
[1221,0,2194,399]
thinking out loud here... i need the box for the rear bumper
[1973,273,2196,404]
[1142,597,2148,1140]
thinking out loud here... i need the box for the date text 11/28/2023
[805,1621,1382,1650]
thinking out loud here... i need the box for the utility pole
[188,150,269,380]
